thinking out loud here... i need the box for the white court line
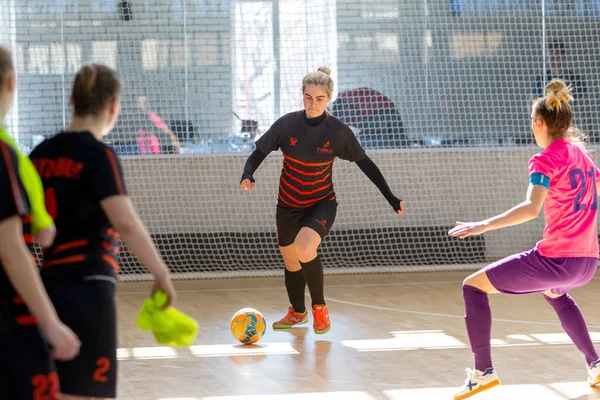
[116,280,463,295]
[325,296,600,329]
[200,392,377,400]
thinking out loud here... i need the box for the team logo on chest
[290,137,299,146]
[317,141,333,154]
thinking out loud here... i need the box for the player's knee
[544,289,566,300]
[462,275,475,287]
[294,240,317,263]
[283,260,302,272]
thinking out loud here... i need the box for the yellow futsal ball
[230,308,266,344]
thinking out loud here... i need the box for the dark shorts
[276,200,338,247]
[485,248,599,295]
[0,300,59,400]
[44,275,118,398]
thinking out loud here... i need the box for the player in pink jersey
[449,79,600,400]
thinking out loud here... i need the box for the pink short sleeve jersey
[529,138,600,258]
[149,112,167,130]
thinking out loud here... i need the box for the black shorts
[276,200,338,247]
[44,275,118,398]
[0,301,59,400]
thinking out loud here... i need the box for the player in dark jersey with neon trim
[30,64,177,400]
[240,67,404,334]
[0,46,80,400]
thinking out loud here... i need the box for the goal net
[1,0,599,279]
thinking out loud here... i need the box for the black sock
[284,269,306,313]
[300,256,325,307]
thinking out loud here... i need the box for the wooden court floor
[115,271,600,399]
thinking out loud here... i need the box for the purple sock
[463,285,493,371]
[545,294,599,366]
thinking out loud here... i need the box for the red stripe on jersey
[283,152,335,167]
[102,254,119,272]
[283,161,331,177]
[278,193,327,208]
[0,143,27,215]
[22,216,32,223]
[281,175,332,196]
[54,240,89,253]
[16,315,38,325]
[45,254,86,267]
[279,185,334,206]
[104,148,125,195]
[107,228,120,241]
[12,296,24,305]
[283,169,331,186]
[278,193,334,209]
[278,193,302,208]
[103,241,120,255]
[22,233,33,244]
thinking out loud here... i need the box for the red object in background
[332,88,396,126]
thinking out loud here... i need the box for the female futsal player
[30,64,177,400]
[0,46,80,400]
[449,79,600,399]
[240,67,404,334]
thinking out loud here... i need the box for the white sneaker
[587,359,600,387]
[454,367,501,400]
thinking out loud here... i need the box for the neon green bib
[0,126,53,234]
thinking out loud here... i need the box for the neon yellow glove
[137,290,199,347]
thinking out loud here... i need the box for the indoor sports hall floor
[115,271,600,400]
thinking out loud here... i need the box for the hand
[34,226,56,249]
[42,320,81,361]
[448,221,488,239]
[152,274,177,309]
[395,200,405,216]
[240,179,255,191]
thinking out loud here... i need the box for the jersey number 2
[93,357,111,383]
[569,167,598,212]
[44,188,58,219]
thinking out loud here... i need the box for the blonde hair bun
[317,66,331,76]
[546,79,573,110]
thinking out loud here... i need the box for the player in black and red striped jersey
[0,46,80,400]
[240,67,404,334]
[30,64,177,400]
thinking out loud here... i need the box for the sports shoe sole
[454,379,501,400]
[272,318,308,330]
[314,325,331,334]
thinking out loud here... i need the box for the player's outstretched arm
[0,216,80,360]
[355,155,404,215]
[240,148,268,191]
[449,184,546,239]
[101,196,177,308]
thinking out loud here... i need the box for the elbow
[525,206,541,220]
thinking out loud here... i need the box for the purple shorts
[485,248,598,295]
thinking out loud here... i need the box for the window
[66,44,82,73]
[28,45,50,75]
[193,34,219,66]
[91,41,118,69]
[361,0,400,18]
[450,31,503,59]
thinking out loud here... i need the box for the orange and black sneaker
[272,306,308,329]
[312,304,331,334]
